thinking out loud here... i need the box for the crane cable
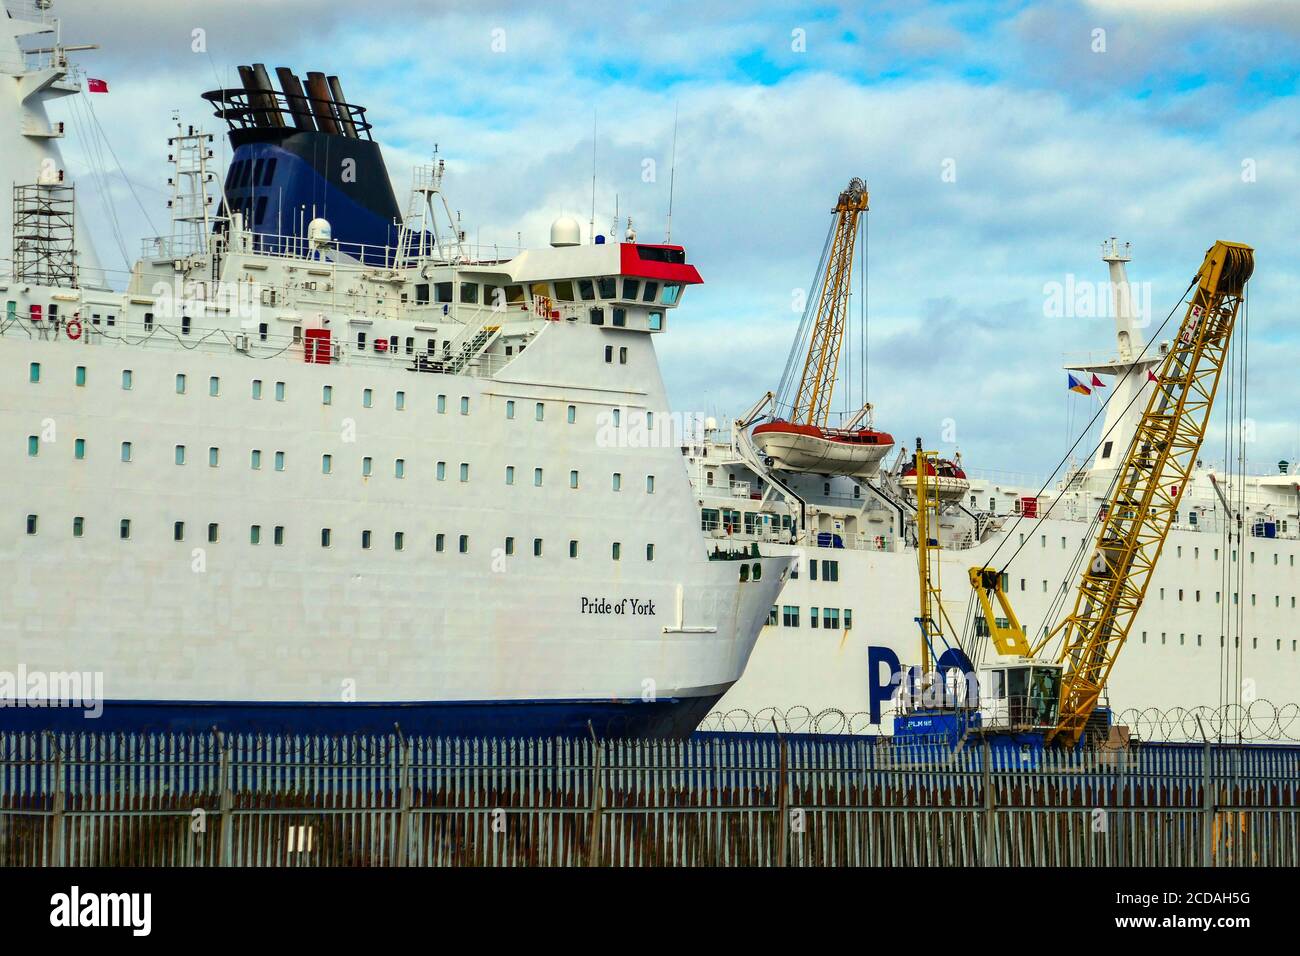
[984,274,1198,580]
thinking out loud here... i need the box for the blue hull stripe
[0,695,724,740]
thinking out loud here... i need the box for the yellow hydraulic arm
[790,178,869,428]
[1038,241,1254,747]
[968,566,1031,657]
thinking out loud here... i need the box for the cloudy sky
[44,0,1300,478]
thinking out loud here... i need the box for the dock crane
[966,240,1254,748]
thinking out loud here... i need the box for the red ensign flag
[87,78,109,93]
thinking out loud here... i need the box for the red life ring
[65,319,82,340]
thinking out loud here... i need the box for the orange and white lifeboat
[751,420,895,478]
[900,458,971,502]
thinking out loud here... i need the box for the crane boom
[790,178,868,427]
[1038,240,1254,747]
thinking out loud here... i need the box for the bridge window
[459,283,478,304]
[622,279,640,300]
[435,282,453,303]
[578,279,596,301]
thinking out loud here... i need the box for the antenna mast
[665,102,678,243]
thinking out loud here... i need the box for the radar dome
[550,216,582,247]
[308,218,333,247]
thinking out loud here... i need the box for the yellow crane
[969,240,1253,748]
[790,177,869,428]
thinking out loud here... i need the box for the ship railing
[0,316,516,381]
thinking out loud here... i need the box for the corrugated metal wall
[1,733,1295,867]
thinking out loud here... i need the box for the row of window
[769,605,854,630]
[21,514,655,560]
[1017,572,1298,610]
[27,438,658,490]
[30,364,646,428]
[408,277,681,309]
[1139,631,1298,653]
[1021,530,1298,566]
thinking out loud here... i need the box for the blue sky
[52,0,1300,476]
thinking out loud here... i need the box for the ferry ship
[694,240,1300,743]
[0,4,790,736]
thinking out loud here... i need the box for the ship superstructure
[0,8,790,737]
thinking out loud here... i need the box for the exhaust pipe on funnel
[327,75,359,139]
[304,71,340,135]
[275,67,317,131]
[250,63,286,127]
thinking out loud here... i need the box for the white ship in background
[0,4,789,736]
[694,228,1300,742]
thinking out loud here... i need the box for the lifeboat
[900,458,971,502]
[751,420,895,478]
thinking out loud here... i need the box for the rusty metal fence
[0,732,1295,867]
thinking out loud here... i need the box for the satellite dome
[307,218,333,247]
[549,216,581,247]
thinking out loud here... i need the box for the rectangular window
[208,447,219,467]
[25,514,37,535]
[395,390,405,411]
[274,526,284,546]
[120,369,133,390]
[459,534,469,554]
[275,381,285,402]
[252,379,263,400]
[437,461,446,481]
[648,311,663,332]
[29,362,40,383]
[460,396,470,415]
[176,373,186,394]
[505,465,515,485]
[322,385,333,405]
[612,542,621,561]
[321,528,332,547]
[362,530,372,549]
[646,543,655,561]
[121,441,132,463]
[75,365,86,387]
[322,454,332,474]
[533,538,543,557]
[173,521,184,541]
[619,347,628,364]
[397,459,406,479]
[459,462,468,482]
[570,470,579,489]
[27,435,38,457]
[597,277,616,298]
[73,516,84,538]
[175,444,185,465]
[120,519,131,540]
[782,606,800,627]
[566,404,576,424]
[436,533,446,553]
[74,438,85,460]
[437,394,446,414]
[394,531,405,551]
[622,279,640,300]
[810,607,819,629]
[589,307,605,326]
[845,609,853,630]
[534,467,543,487]
[207,523,219,543]
[646,475,655,494]
[363,457,373,477]
[363,388,373,408]
[612,307,626,327]
[275,451,285,471]
[506,400,515,419]
[505,536,515,556]
[251,449,262,469]
[612,473,622,491]
[209,376,220,396]
[357,332,367,350]
[569,540,578,558]
[250,525,261,545]
[535,402,544,421]
[182,316,191,335]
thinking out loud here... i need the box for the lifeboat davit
[900,458,971,502]
[751,420,895,478]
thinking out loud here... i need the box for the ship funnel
[304,71,340,135]
[275,67,316,131]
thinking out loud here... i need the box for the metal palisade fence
[0,732,1296,867]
